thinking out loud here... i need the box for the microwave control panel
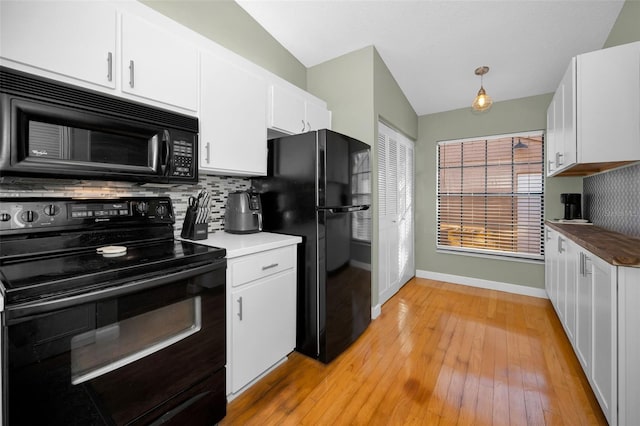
[171,138,195,178]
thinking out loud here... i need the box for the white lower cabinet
[585,250,617,425]
[544,225,639,425]
[227,245,297,396]
[618,267,640,425]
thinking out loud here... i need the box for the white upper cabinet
[268,83,331,135]
[0,1,117,89]
[121,13,198,111]
[577,41,640,164]
[199,51,268,176]
[547,41,640,176]
[305,99,332,131]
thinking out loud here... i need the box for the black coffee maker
[561,193,582,220]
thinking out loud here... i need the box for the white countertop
[187,231,302,259]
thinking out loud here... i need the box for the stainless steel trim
[70,296,202,385]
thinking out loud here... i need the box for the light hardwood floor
[221,278,606,425]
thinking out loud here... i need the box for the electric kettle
[224,190,263,234]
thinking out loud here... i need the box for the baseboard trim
[415,269,548,299]
[371,304,381,319]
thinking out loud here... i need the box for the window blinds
[437,133,545,260]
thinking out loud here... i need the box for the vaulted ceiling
[236,0,625,116]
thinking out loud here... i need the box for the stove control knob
[156,205,168,217]
[0,213,10,222]
[136,202,149,215]
[21,210,36,223]
[44,204,59,216]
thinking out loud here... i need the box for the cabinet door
[268,85,306,135]
[305,100,331,131]
[546,98,557,176]
[556,235,567,323]
[575,250,593,373]
[230,270,296,393]
[0,1,116,89]
[590,254,617,426]
[200,52,267,176]
[558,59,576,171]
[564,239,578,343]
[544,228,555,301]
[618,267,640,426]
[121,13,198,111]
[578,41,640,163]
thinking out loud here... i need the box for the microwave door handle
[161,130,171,176]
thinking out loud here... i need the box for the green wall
[141,0,306,89]
[308,46,419,306]
[415,95,582,290]
[604,0,640,48]
[307,47,375,146]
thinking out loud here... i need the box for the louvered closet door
[378,127,400,305]
[378,122,414,306]
[399,143,415,286]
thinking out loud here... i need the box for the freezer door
[317,208,371,363]
[317,130,370,209]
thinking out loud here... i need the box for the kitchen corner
[190,230,302,399]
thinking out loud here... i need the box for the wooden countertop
[545,221,640,268]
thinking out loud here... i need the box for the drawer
[230,246,294,287]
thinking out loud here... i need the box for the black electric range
[0,197,228,425]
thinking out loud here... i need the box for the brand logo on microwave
[31,149,49,156]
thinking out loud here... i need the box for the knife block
[181,207,208,240]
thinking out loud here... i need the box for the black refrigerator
[252,129,372,363]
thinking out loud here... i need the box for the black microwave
[0,67,198,184]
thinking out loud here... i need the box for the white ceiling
[235,0,625,116]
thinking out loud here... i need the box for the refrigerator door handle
[321,205,370,214]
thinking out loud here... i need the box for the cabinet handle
[129,60,135,88]
[556,152,564,166]
[579,252,584,276]
[306,121,311,131]
[237,296,243,321]
[557,237,564,253]
[584,255,592,276]
[545,229,551,242]
[301,119,306,133]
[107,52,113,82]
[548,159,555,171]
[205,142,211,164]
[262,263,279,271]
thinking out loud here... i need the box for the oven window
[70,296,201,385]
[27,120,153,167]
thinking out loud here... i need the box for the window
[351,149,371,241]
[437,132,544,260]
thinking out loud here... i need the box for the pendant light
[472,66,493,112]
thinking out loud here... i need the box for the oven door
[2,261,226,426]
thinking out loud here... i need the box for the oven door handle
[5,260,226,321]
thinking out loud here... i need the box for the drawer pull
[262,263,279,271]
[237,297,243,321]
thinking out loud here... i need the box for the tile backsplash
[0,175,251,237]
[583,162,640,237]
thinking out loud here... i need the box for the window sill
[436,247,544,264]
